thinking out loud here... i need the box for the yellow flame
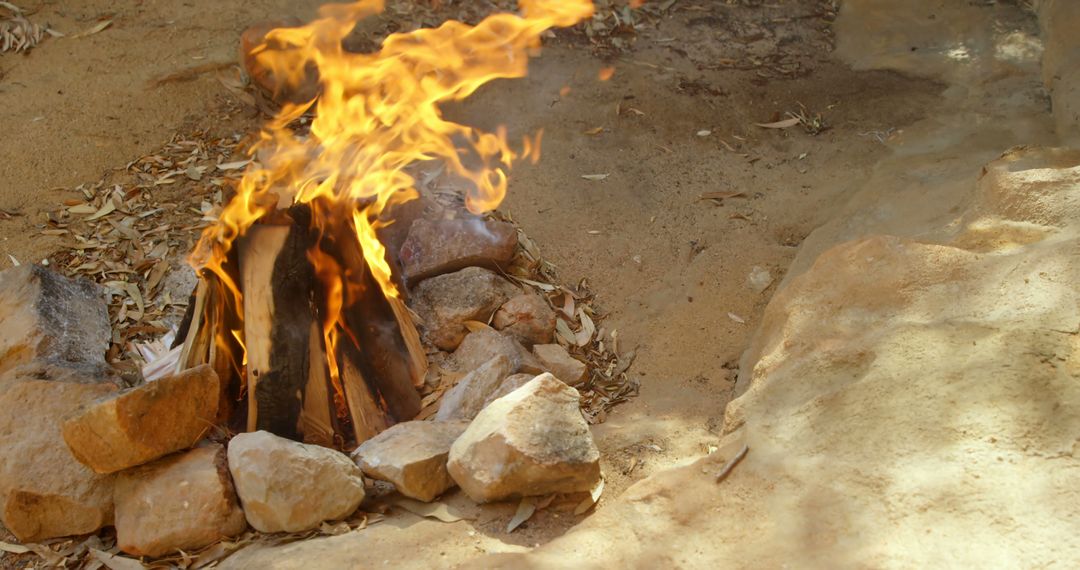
[191,0,594,411]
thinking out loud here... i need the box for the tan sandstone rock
[228,431,365,533]
[493,293,556,346]
[114,444,246,557]
[63,365,220,474]
[447,374,600,503]
[409,267,519,351]
[0,380,117,542]
[435,355,513,421]
[481,373,536,408]
[353,420,469,502]
[532,344,587,386]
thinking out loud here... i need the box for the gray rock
[481,373,537,408]
[493,293,556,346]
[409,267,519,351]
[353,420,469,502]
[533,344,588,386]
[435,355,513,421]
[399,218,518,284]
[114,444,246,557]
[0,380,117,542]
[451,328,546,375]
[447,374,600,503]
[228,431,365,533]
[0,265,111,387]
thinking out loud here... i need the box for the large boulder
[435,355,513,421]
[0,380,117,542]
[228,431,365,533]
[353,420,469,502]
[63,365,220,474]
[447,374,600,503]
[114,444,247,557]
[399,218,518,284]
[409,267,519,351]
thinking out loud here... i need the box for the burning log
[175,205,425,450]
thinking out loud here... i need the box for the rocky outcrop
[409,267,520,351]
[353,420,469,502]
[0,380,117,542]
[532,344,587,386]
[63,365,220,474]
[448,374,600,503]
[114,444,246,557]
[228,431,365,533]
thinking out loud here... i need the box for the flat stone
[399,218,518,284]
[63,365,220,474]
[533,344,588,386]
[0,380,117,542]
[0,265,110,382]
[409,267,520,351]
[353,420,469,502]
[481,373,536,409]
[228,431,365,533]
[492,293,556,347]
[447,374,600,503]
[114,444,246,557]
[435,355,513,421]
[451,328,546,375]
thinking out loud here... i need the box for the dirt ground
[0,0,1015,566]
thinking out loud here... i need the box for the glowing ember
[190,0,594,421]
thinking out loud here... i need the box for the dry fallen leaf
[698,191,746,201]
[392,498,469,523]
[754,117,801,129]
[70,19,112,39]
[583,126,604,136]
[507,496,538,532]
[574,477,605,515]
[581,173,610,181]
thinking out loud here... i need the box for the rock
[0,380,117,542]
[409,267,519,351]
[353,420,469,502]
[0,265,110,381]
[114,444,246,557]
[492,293,556,346]
[481,373,536,408]
[532,344,588,386]
[447,374,600,503]
[239,19,320,104]
[228,431,365,533]
[435,355,513,421]
[451,328,546,375]
[399,218,518,284]
[63,365,220,474]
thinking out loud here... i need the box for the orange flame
[192,0,593,412]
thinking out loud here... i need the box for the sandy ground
[2,0,1041,566]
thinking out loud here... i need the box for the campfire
[174,0,594,449]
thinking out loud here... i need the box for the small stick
[715,444,749,483]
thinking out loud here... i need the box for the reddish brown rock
[533,344,588,386]
[493,293,556,347]
[447,374,600,503]
[353,420,469,502]
[435,355,513,421]
[114,444,247,557]
[0,380,117,542]
[451,328,546,375]
[62,365,220,474]
[0,265,110,382]
[399,218,518,284]
[409,267,520,351]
